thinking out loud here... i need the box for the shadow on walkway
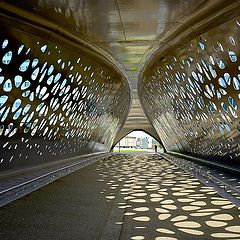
[1,154,240,240]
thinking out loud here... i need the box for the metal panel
[140,11,240,163]
[0,17,130,172]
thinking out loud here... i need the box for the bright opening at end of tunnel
[113,131,163,153]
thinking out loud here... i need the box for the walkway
[1,154,240,240]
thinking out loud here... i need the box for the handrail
[0,152,110,207]
[161,153,240,207]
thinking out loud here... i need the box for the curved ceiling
[1,0,238,145]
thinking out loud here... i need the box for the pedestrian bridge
[0,1,240,239]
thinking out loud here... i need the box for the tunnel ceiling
[0,0,217,142]
[1,0,239,147]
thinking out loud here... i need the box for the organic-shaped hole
[233,77,240,90]
[60,79,67,89]
[209,65,217,78]
[54,73,61,83]
[26,111,34,123]
[36,102,44,112]
[0,76,4,84]
[22,90,30,98]
[2,51,12,65]
[26,48,31,54]
[12,99,21,112]
[228,97,237,110]
[0,95,8,108]
[2,39,8,49]
[1,107,10,122]
[216,57,225,69]
[31,127,37,136]
[224,73,231,85]
[46,75,54,85]
[3,79,12,92]
[38,69,47,83]
[39,105,48,116]
[220,88,227,96]
[22,104,31,115]
[209,56,215,65]
[8,128,17,137]
[218,78,226,88]
[29,92,34,102]
[13,108,22,120]
[19,59,30,72]
[31,119,39,129]
[205,85,213,98]
[228,50,237,62]
[17,44,24,55]
[0,126,4,136]
[14,75,22,88]
[21,80,31,90]
[39,87,47,99]
[40,62,48,73]
[40,44,47,53]
[229,36,235,45]
[48,65,54,75]
[32,58,39,68]
[31,67,39,80]
[217,42,224,51]
[24,123,31,133]
[4,123,13,136]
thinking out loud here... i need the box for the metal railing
[0,153,110,207]
[161,153,240,206]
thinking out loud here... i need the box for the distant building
[136,136,149,149]
[119,136,136,148]
[119,134,160,150]
[141,137,148,149]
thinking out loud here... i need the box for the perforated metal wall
[0,22,130,171]
[140,15,240,162]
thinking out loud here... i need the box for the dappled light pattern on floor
[96,154,240,240]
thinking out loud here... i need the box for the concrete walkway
[1,154,240,240]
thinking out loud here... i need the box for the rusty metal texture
[0,18,130,172]
[139,13,240,163]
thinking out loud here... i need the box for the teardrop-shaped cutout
[3,79,12,92]
[14,75,22,88]
[2,51,12,65]
[19,59,30,72]
[2,39,8,49]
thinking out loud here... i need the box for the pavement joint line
[0,153,111,208]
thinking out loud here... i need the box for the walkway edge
[0,152,110,207]
[161,153,240,207]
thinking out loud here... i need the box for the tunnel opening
[113,130,163,153]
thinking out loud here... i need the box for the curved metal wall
[139,13,240,163]
[0,20,130,171]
